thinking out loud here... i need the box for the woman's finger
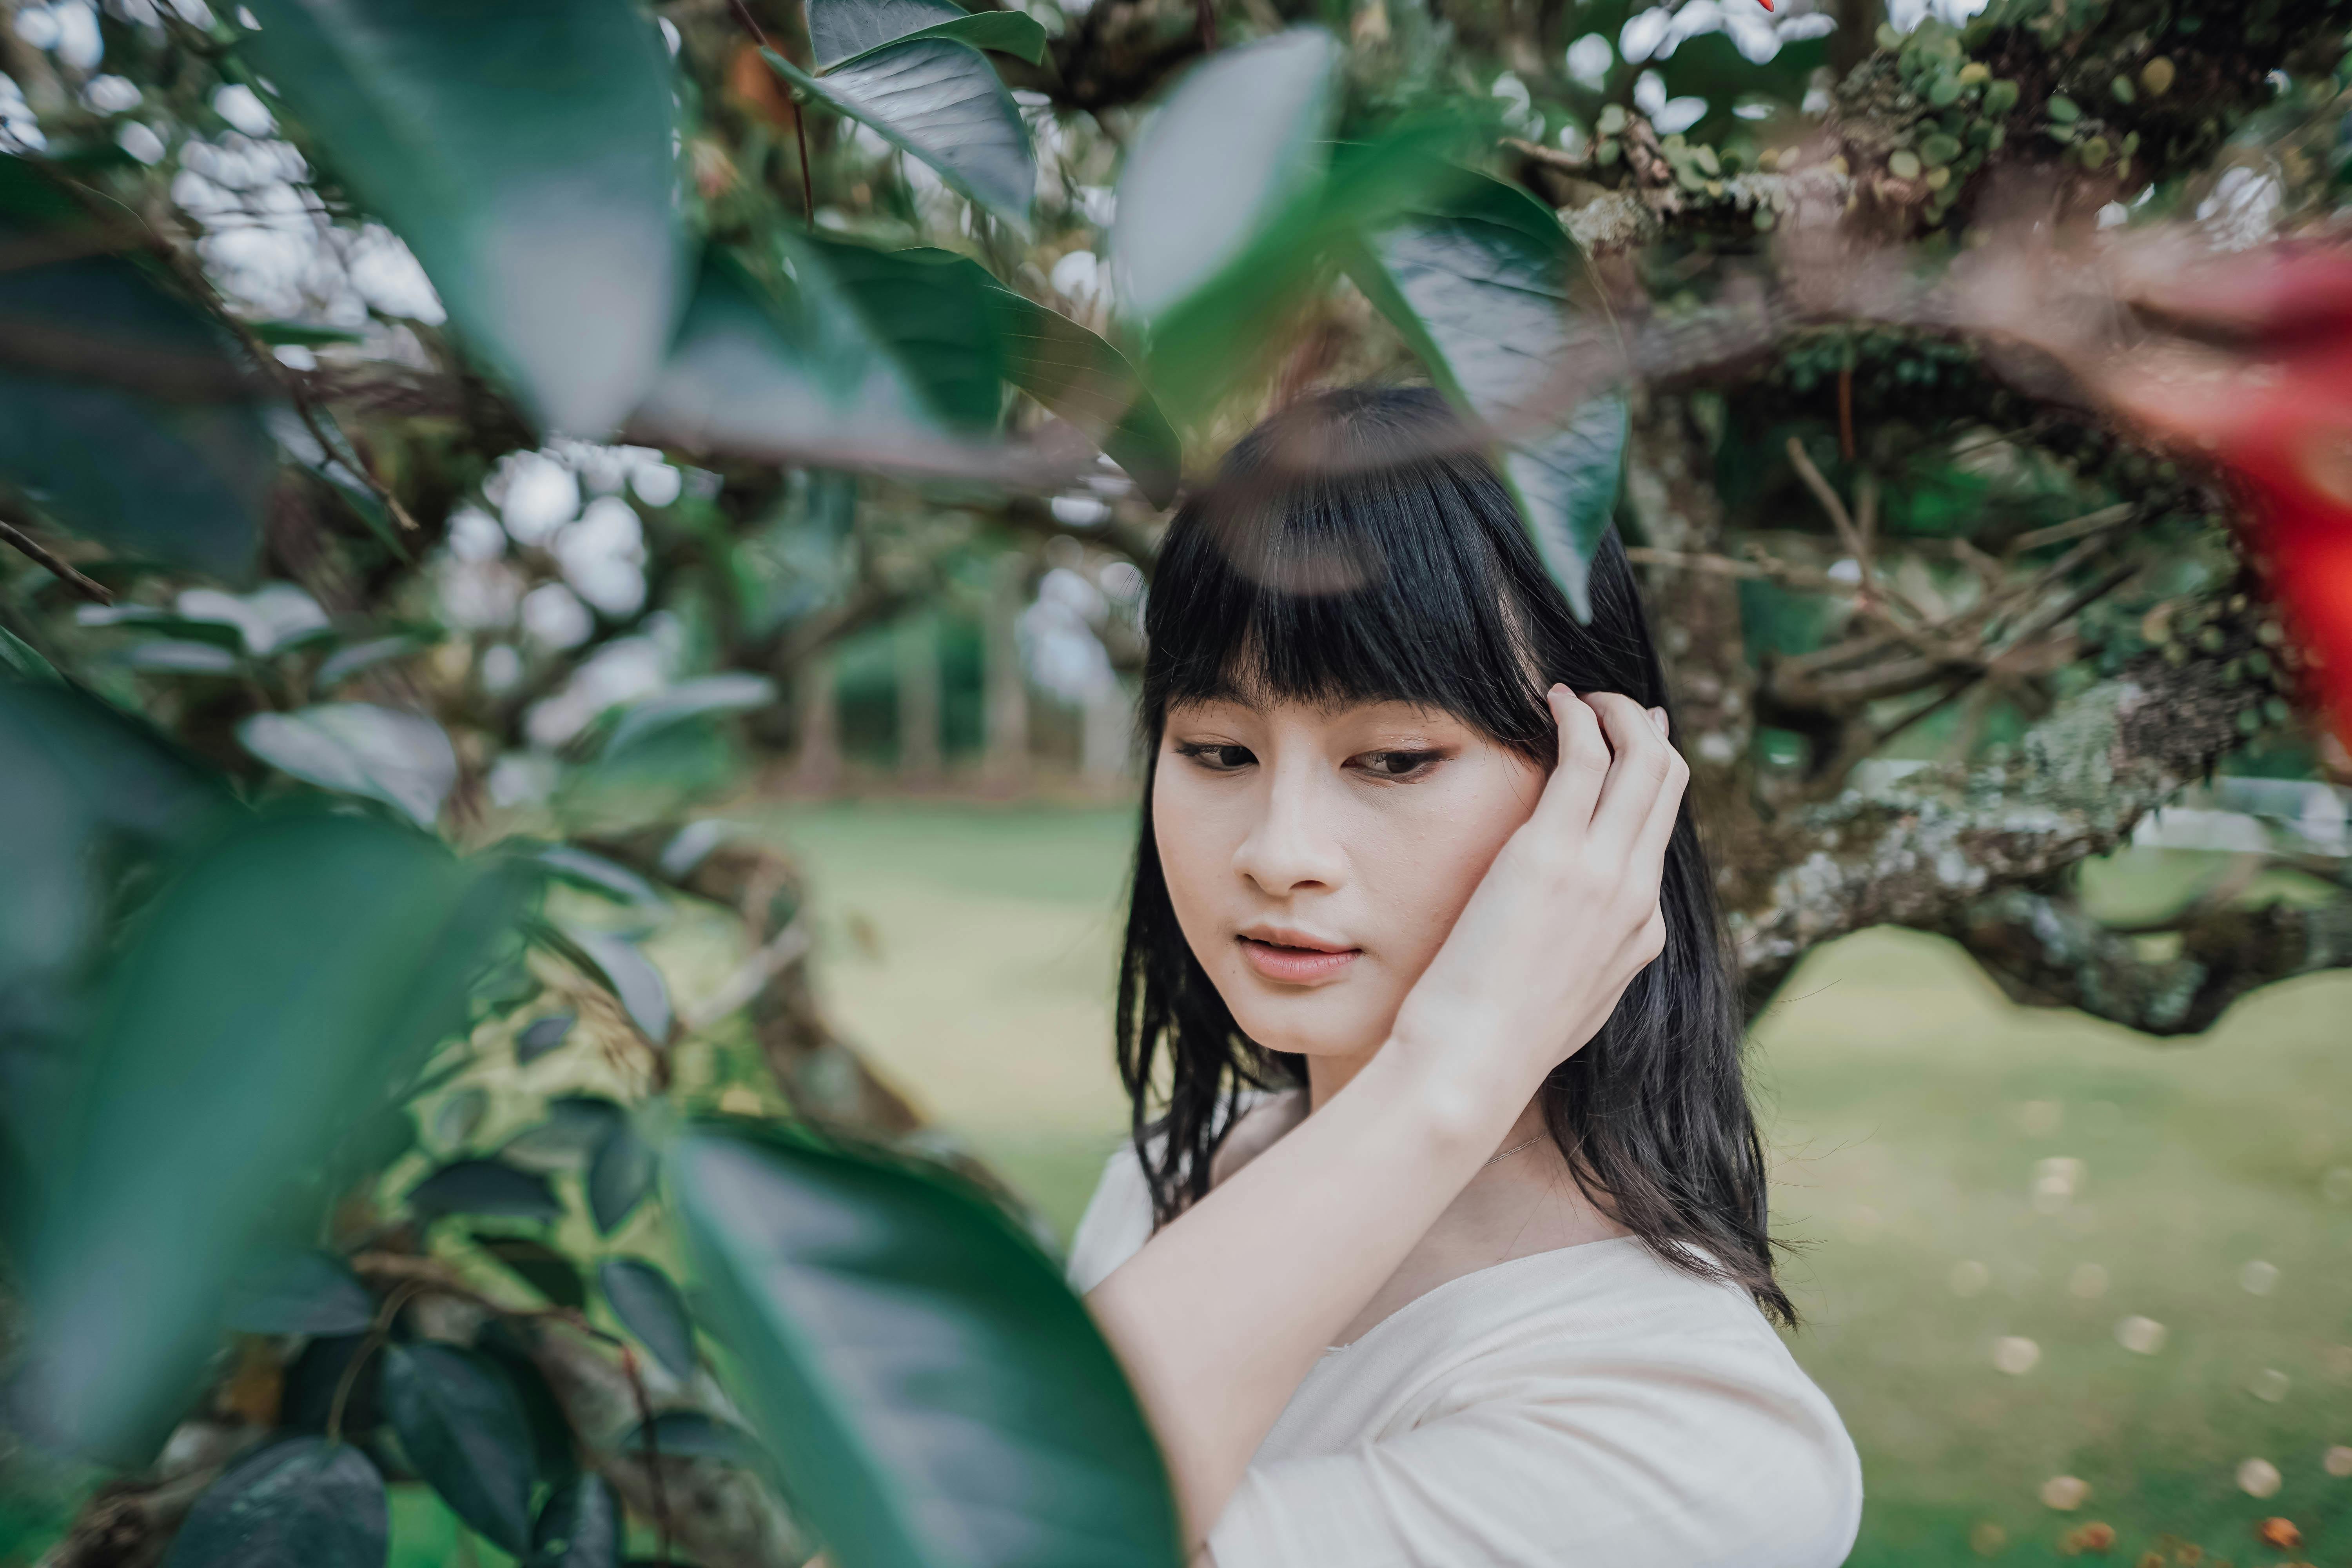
[1537,685,1609,828]
[1583,693,1675,844]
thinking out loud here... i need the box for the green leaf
[0,157,274,579]
[803,237,1007,430]
[1111,29,1340,323]
[587,1114,657,1236]
[473,1232,588,1310]
[604,675,777,760]
[631,252,945,466]
[477,1320,581,1487]
[382,1341,535,1555]
[408,1158,564,1222]
[811,0,1048,69]
[238,704,457,827]
[598,1256,696,1381]
[235,0,684,434]
[121,640,244,675]
[766,41,1033,228]
[1132,116,1472,421]
[561,927,673,1044]
[224,1252,377,1337]
[1344,167,1626,619]
[528,1472,621,1568]
[669,1125,1183,1568]
[616,1410,766,1468]
[162,1436,387,1568]
[501,1096,625,1171]
[13,815,532,1457]
[0,624,59,681]
[515,1013,577,1066]
[316,635,427,688]
[890,248,1180,505]
[537,846,665,913]
[249,320,367,348]
[433,1086,489,1149]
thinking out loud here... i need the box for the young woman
[1068,387,1862,1567]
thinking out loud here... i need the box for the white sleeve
[1205,1332,1862,1568]
[1063,1143,1157,1295]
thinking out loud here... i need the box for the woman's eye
[1354,749,1443,779]
[1176,742,1256,771]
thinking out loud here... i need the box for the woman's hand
[1388,687,1686,1103]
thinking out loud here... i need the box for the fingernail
[1550,683,1570,701]
[1647,706,1668,734]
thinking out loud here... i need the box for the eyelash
[1172,742,1446,781]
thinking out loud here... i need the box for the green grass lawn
[758,799,2352,1568]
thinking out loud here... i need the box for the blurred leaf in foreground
[669,1123,1183,1568]
[160,1436,386,1568]
[7,813,534,1457]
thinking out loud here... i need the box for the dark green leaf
[381,1341,535,1555]
[501,1096,625,1171]
[477,1321,579,1486]
[630,252,945,467]
[588,1115,657,1236]
[804,237,1006,430]
[1111,28,1339,323]
[1344,167,1626,618]
[616,1410,766,1468]
[13,815,532,1456]
[670,1125,1183,1568]
[473,1233,587,1310]
[236,0,684,434]
[528,1472,621,1568]
[0,157,274,579]
[811,0,1048,69]
[224,1252,376,1337]
[1131,115,1470,421]
[315,635,427,688]
[767,42,1033,228]
[122,640,243,675]
[162,1436,387,1568]
[432,1086,489,1150]
[515,1013,576,1066]
[1653,32,1831,131]
[238,703,457,827]
[0,624,58,681]
[74,607,251,652]
[282,1334,383,1435]
[598,1257,695,1381]
[605,675,777,761]
[407,1158,564,1223]
[561,927,673,1044]
[890,248,1179,504]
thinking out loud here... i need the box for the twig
[681,920,810,1033]
[1837,365,1856,461]
[618,1343,675,1567]
[2005,502,2135,557]
[326,1279,428,1441]
[0,512,112,604]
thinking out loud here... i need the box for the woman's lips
[1236,935,1361,983]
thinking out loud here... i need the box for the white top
[1068,1143,1863,1568]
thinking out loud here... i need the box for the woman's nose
[1231,761,1345,896]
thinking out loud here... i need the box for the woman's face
[1152,695,1548,1068]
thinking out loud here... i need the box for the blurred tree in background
[3,0,2352,1560]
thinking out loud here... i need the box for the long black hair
[1114,385,1793,1324]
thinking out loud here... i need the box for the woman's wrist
[1372,1005,1546,1158]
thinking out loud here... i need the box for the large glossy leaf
[529,1472,621,1568]
[1345,169,1626,619]
[805,238,1006,431]
[238,704,458,827]
[162,1436,387,1568]
[408,1158,565,1222]
[1129,116,1470,421]
[1111,29,1339,323]
[235,0,684,434]
[810,0,1047,69]
[767,41,1033,228]
[382,1341,535,1554]
[669,1124,1183,1568]
[880,247,1179,504]
[0,157,274,578]
[224,1251,377,1337]
[630,253,945,467]
[503,1096,625,1172]
[598,1256,695,1381]
[11,814,533,1457]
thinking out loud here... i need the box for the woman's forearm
[1083,1027,1531,1546]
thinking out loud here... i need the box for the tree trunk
[793,648,841,796]
[897,615,943,788]
[982,555,1031,793]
